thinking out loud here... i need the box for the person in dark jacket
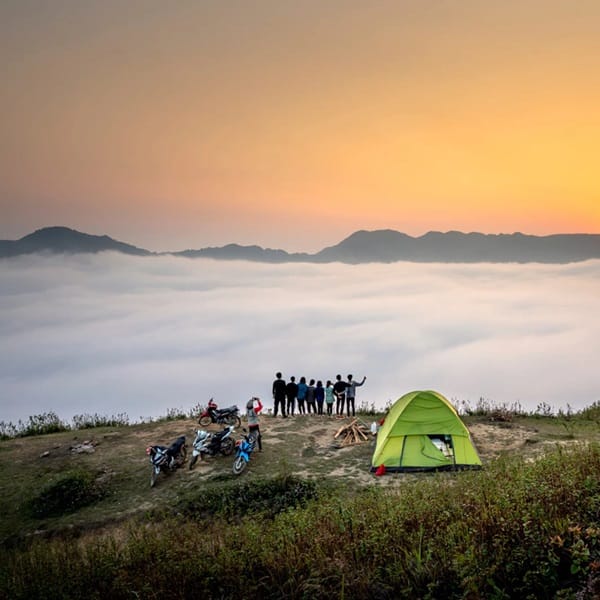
[306,379,316,414]
[315,380,325,415]
[333,374,347,417]
[286,376,298,416]
[272,372,287,417]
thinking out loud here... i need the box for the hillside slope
[1,412,595,545]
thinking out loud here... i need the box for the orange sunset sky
[1,1,599,252]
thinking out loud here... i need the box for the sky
[1,1,599,252]
[1,254,599,425]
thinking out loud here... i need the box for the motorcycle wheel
[221,438,235,456]
[176,445,187,467]
[227,415,241,428]
[189,454,198,470]
[150,468,159,488]
[199,416,212,427]
[232,456,247,475]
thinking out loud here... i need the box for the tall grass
[2,444,600,599]
[456,397,600,421]
[71,413,130,429]
[0,403,205,440]
[2,399,599,440]
[0,411,69,440]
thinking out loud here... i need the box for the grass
[3,444,600,598]
[2,402,600,598]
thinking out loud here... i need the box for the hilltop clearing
[1,412,597,544]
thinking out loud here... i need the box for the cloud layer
[1,254,599,423]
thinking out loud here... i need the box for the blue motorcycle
[232,429,257,475]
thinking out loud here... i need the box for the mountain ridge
[1,226,600,264]
[0,226,151,258]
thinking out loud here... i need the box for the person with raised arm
[345,374,366,417]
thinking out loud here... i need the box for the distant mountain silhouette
[2,226,600,264]
[177,244,310,263]
[313,229,600,264]
[0,226,151,258]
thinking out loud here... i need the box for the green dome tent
[370,390,482,472]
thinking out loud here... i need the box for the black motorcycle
[189,425,236,469]
[198,398,241,428]
[146,435,187,487]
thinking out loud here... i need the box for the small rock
[40,451,50,458]
[70,443,96,454]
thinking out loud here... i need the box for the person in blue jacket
[297,376,308,415]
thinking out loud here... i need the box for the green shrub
[458,396,527,420]
[146,405,195,423]
[0,412,70,439]
[27,469,105,518]
[20,412,69,437]
[578,401,600,422]
[176,474,320,519]
[534,401,555,417]
[356,400,378,416]
[0,421,18,440]
[186,402,203,419]
[164,406,188,421]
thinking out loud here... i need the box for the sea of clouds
[1,253,599,424]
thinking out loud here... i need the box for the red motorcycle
[198,398,241,428]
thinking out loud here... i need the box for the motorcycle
[189,425,236,469]
[146,435,187,487]
[232,428,257,476]
[198,398,241,428]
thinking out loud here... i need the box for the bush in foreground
[175,473,320,520]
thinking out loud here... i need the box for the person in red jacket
[246,397,263,451]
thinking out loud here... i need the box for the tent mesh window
[428,435,454,459]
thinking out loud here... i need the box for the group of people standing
[272,372,367,418]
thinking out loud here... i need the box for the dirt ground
[140,413,564,488]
